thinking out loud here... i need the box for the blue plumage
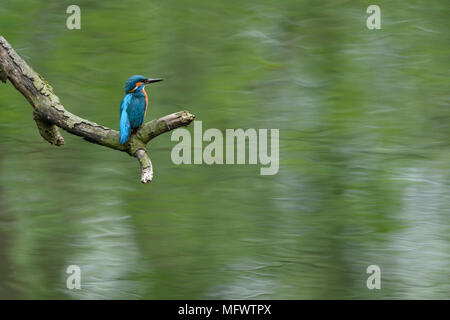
[119,95,132,144]
[119,75,163,144]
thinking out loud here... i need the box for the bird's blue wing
[119,94,132,144]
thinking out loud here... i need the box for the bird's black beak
[145,78,163,84]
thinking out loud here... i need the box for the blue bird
[119,75,163,144]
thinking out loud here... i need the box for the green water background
[0,0,449,299]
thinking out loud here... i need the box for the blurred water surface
[0,0,449,299]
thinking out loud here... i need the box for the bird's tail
[119,109,131,144]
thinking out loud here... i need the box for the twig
[0,35,195,183]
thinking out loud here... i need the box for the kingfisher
[119,75,163,144]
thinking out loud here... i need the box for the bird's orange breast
[143,88,149,117]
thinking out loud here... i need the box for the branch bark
[0,35,195,183]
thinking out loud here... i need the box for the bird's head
[125,75,163,93]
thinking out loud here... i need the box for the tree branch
[33,110,65,146]
[0,35,195,183]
